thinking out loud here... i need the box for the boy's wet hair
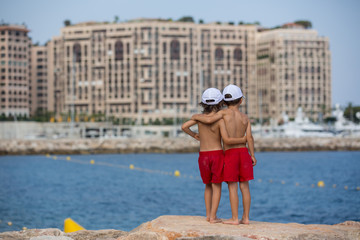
[199,100,223,114]
[224,94,242,106]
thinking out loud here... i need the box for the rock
[0,217,359,240]
[127,215,360,240]
[65,229,127,240]
[0,228,63,240]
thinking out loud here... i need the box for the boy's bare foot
[206,217,210,222]
[223,219,240,225]
[239,219,250,224]
[209,218,222,223]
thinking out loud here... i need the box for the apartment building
[256,27,331,121]
[29,45,51,115]
[48,20,257,123]
[0,24,31,117]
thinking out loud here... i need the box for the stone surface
[0,216,359,240]
[1,137,360,155]
[126,215,360,240]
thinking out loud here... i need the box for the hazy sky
[1,0,359,106]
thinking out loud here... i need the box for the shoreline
[1,137,360,155]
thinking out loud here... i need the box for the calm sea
[0,151,359,232]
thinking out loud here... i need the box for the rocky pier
[1,137,360,155]
[0,216,359,240]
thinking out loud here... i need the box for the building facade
[256,28,331,121]
[47,20,257,123]
[0,24,31,117]
[1,20,332,123]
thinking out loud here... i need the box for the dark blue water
[0,151,359,232]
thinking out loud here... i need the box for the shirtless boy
[192,84,257,225]
[181,88,247,223]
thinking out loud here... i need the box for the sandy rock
[0,228,63,240]
[65,229,127,240]
[130,215,360,240]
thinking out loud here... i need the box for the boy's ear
[240,98,243,104]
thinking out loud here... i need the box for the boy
[192,84,257,225]
[181,88,247,223]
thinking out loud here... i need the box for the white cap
[223,84,243,101]
[202,88,223,105]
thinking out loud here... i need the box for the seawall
[1,137,360,155]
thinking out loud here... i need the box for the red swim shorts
[198,150,224,184]
[224,148,254,182]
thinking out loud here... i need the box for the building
[48,20,257,123]
[256,27,331,122]
[0,24,31,117]
[30,44,52,116]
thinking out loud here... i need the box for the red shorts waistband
[225,147,248,153]
[199,149,224,156]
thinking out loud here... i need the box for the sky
[1,0,360,107]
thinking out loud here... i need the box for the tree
[199,19,204,24]
[294,20,312,29]
[64,19,71,27]
[114,15,119,23]
[228,21,234,25]
[177,16,194,22]
[238,21,244,25]
[344,103,360,123]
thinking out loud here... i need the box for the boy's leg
[239,181,251,224]
[223,182,239,225]
[209,182,222,223]
[204,183,212,221]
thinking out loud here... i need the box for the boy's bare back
[198,112,223,151]
[221,107,249,151]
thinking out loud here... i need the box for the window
[170,40,180,60]
[115,41,123,61]
[73,43,81,62]
[234,48,242,61]
[215,47,224,61]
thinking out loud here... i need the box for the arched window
[115,41,123,61]
[215,47,224,61]
[73,43,81,63]
[234,48,242,61]
[170,40,180,60]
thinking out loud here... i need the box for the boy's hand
[251,156,257,166]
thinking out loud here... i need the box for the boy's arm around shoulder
[191,110,224,124]
[181,119,200,141]
[219,119,247,144]
[246,119,257,166]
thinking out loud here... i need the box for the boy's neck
[228,104,240,110]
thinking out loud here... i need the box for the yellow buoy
[174,170,181,177]
[281,180,285,184]
[344,185,348,190]
[66,156,71,161]
[356,186,360,191]
[129,164,134,169]
[53,156,57,160]
[22,227,27,230]
[317,181,325,188]
[269,179,273,183]
[7,222,12,226]
[332,184,337,188]
[90,160,95,164]
[46,154,50,157]
[295,182,300,186]
[64,218,85,233]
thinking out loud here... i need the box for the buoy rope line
[1,155,359,231]
[45,154,360,191]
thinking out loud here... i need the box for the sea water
[0,151,359,232]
